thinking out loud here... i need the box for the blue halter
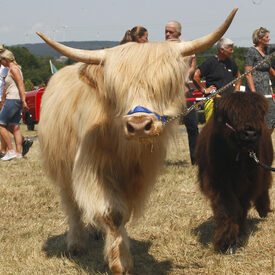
[127,106,168,123]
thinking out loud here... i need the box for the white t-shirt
[0,65,9,100]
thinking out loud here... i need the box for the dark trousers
[183,107,199,165]
[182,87,199,165]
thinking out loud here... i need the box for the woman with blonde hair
[0,49,28,160]
[245,27,275,131]
[120,26,148,44]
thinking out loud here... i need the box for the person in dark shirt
[193,37,241,121]
[194,37,241,94]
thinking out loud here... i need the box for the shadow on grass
[42,232,174,274]
[165,160,189,167]
[192,218,215,247]
[192,217,262,248]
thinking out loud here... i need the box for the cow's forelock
[213,92,269,151]
[215,92,268,133]
[104,42,187,118]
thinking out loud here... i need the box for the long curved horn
[177,8,238,56]
[36,31,106,64]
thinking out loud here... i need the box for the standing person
[165,20,198,165]
[0,49,28,160]
[0,45,9,158]
[120,26,148,44]
[245,27,275,131]
[270,59,275,78]
[193,37,241,121]
[270,59,275,97]
[0,46,9,104]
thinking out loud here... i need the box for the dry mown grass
[0,124,274,275]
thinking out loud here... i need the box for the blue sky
[0,0,274,47]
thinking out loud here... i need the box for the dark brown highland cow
[195,91,273,253]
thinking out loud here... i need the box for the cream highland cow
[37,8,237,274]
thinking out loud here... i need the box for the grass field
[0,124,274,274]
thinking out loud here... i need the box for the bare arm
[270,66,275,79]
[269,67,275,102]
[245,65,256,92]
[193,69,204,91]
[193,68,216,94]
[233,70,241,91]
[0,86,6,110]
[189,56,196,80]
[10,66,28,109]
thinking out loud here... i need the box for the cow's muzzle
[238,128,259,143]
[226,123,260,144]
[236,128,260,150]
[124,114,162,140]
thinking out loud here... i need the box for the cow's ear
[252,93,269,117]
[261,98,269,116]
[79,63,104,90]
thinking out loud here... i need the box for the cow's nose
[126,116,154,137]
[239,129,258,142]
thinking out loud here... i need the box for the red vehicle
[23,88,45,130]
[186,81,206,124]
[22,82,206,130]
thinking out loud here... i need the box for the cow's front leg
[238,198,250,235]
[102,210,133,275]
[211,192,241,253]
[60,188,87,254]
[254,189,272,218]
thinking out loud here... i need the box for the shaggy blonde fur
[39,41,189,274]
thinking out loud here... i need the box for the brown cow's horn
[36,31,106,64]
[178,8,238,56]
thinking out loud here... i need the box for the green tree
[24,79,34,91]
[5,46,66,88]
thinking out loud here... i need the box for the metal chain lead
[163,51,275,127]
[249,150,275,172]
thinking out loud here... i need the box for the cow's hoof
[220,245,236,255]
[227,245,236,255]
[110,262,133,275]
[68,247,84,256]
[67,243,86,256]
[112,271,133,275]
[217,243,236,254]
[91,229,104,240]
[87,224,104,240]
[258,209,272,218]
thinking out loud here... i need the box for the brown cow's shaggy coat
[195,92,273,253]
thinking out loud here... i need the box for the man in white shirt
[165,21,199,165]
